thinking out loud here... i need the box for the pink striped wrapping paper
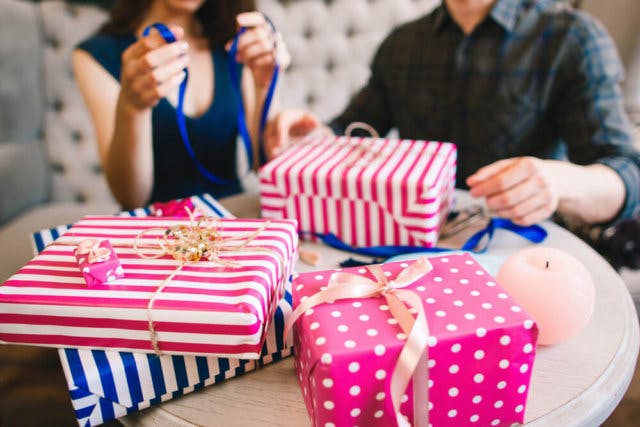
[259,135,457,247]
[0,216,298,358]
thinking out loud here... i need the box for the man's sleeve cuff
[597,156,640,219]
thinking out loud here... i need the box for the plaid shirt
[331,0,640,220]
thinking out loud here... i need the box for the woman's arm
[72,27,189,209]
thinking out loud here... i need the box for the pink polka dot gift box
[259,135,456,247]
[291,253,538,426]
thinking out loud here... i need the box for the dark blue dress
[77,34,242,204]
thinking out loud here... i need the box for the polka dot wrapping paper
[292,253,538,426]
[259,136,457,247]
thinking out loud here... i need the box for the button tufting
[51,163,65,174]
[74,192,87,203]
[47,36,60,49]
[92,164,103,175]
[71,130,83,143]
[52,98,64,112]
[305,93,316,106]
[325,59,335,72]
[303,27,314,39]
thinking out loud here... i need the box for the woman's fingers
[236,11,266,28]
[234,25,273,61]
[150,54,189,85]
[120,25,189,110]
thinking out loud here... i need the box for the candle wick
[545,261,549,269]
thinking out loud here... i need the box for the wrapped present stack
[1,194,298,426]
[259,135,457,248]
[1,215,298,357]
[2,191,541,427]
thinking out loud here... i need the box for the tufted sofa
[0,0,639,303]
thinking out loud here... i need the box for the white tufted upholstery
[39,1,112,204]
[34,0,438,206]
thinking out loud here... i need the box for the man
[264,0,640,227]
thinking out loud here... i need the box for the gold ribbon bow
[76,238,111,264]
[134,208,278,355]
[285,257,433,427]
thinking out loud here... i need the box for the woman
[73,0,287,209]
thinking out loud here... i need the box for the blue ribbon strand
[142,19,279,184]
[306,217,547,259]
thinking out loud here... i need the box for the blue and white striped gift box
[31,194,294,427]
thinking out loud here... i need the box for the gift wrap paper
[293,254,538,427]
[1,210,297,358]
[27,194,294,427]
[260,135,457,247]
[58,284,293,427]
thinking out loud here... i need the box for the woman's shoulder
[76,32,136,80]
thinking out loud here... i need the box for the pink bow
[76,239,111,264]
[152,198,196,217]
[285,257,433,427]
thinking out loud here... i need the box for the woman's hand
[466,157,561,226]
[228,12,290,88]
[119,25,189,111]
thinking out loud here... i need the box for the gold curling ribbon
[134,207,286,355]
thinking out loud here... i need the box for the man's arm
[549,11,640,222]
[468,11,640,225]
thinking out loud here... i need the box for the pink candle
[497,247,595,346]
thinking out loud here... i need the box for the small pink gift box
[74,239,124,287]
[260,135,456,247]
[292,253,538,426]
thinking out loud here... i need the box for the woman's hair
[99,0,256,48]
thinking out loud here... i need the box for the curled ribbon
[134,208,281,355]
[76,239,111,264]
[284,257,433,427]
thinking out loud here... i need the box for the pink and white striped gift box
[259,135,457,247]
[0,216,298,358]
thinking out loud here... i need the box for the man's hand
[466,157,560,226]
[263,110,324,160]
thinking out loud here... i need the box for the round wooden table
[121,193,639,427]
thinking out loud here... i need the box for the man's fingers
[469,157,538,197]
[466,159,512,187]
[492,188,552,221]
[485,173,541,213]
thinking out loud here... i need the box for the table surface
[121,192,639,427]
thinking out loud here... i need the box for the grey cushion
[0,0,44,142]
[0,141,48,224]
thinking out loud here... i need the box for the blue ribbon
[306,217,547,259]
[142,19,279,184]
[227,16,280,166]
